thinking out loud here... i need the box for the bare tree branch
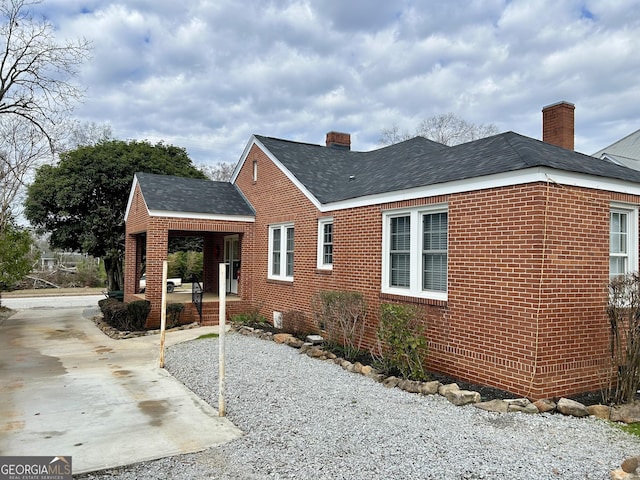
[379,113,499,146]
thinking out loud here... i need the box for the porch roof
[132,172,255,217]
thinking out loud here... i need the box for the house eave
[318,167,640,212]
[146,210,255,223]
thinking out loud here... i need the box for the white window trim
[381,204,448,301]
[610,203,639,278]
[268,223,294,282]
[317,217,334,270]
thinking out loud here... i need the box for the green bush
[375,303,429,381]
[166,303,185,329]
[231,304,269,328]
[127,300,151,331]
[99,297,128,330]
[311,290,366,361]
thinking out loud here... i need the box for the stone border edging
[232,325,640,425]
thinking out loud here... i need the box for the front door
[224,235,240,294]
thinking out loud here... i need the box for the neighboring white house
[593,129,640,170]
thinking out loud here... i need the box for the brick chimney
[326,131,351,150]
[542,101,575,150]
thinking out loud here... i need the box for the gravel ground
[77,333,640,480]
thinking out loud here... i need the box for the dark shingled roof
[255,132,640,204]
[136,172,255,216]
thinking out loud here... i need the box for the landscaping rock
[420,381,441,395]
[446,389,481,406]
[352,362,364,374]
[307,347,325,359]
[299,343,312,354]
[587,404,611,420]
[306,334,324,345]
[360,365,373,376]
[273,333,293,344]
[556,398,589,417]
[622,456,640,474]
[533,399,556,413]
[611,402,640,424]
[398,379,422,394]
[285,337,304,348]
[382,376,400,389]
[474,399,509,413]
[438,383,460,396]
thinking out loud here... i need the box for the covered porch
[124,172,256,328]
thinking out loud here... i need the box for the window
[252,160,258,182]
[269,223,294,281]
[317,218,333,270]
[382,205,448,301]
[610,205,638,280]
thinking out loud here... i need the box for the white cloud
[28,0,640,163]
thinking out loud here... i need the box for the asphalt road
[1,294,105,310]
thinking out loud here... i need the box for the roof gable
[126,172,255,221]
[593,129,640,161]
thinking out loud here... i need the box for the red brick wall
[234,142,640,399]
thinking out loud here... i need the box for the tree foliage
[0,222,34,296]
[24,140,207,290]
[379,113,499,146]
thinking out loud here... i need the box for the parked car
[139,274,182,293]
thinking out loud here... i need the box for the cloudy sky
[33,0,640,166]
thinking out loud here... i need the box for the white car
[139,274,182,293]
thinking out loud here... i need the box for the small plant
[126,300,151,331]
[231,303,269,328]
[166,303,185,329]
[197,333,219,340]
[375,303,429,381]
[99,297,128,330]
[311,290,367,361]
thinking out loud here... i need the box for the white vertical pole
[159,260,168,368]
[218,263,226,417]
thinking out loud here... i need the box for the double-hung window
[269,223,294,281]
[610,205,638,280]
[383,205,448,301]
[317,218,333,270]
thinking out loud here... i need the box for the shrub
[311,290,366,361]
[231,303,269,328]
[166,303,185,329]
[127,300,151,331]
[99,297,128,330]
[282,310,314,338]
[606,273,640,404]
[375,303,429,381]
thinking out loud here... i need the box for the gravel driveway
[77,333,640,479]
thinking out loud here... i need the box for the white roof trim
[318,167,640,212]
[147,210,255,223]
[231,135,323,210]
[124,174,146,222]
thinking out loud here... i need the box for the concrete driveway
[0,306,242,474]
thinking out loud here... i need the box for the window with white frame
[610,205,638,280]
[317,218,333,270]
[269,223,294,281]
[382,205,448,301]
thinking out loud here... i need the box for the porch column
[145,224,169,328]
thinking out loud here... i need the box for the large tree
[24,140,207,291]
[379,113,499,146]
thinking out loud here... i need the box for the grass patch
[196,333,219,340]
[614,422,640,437]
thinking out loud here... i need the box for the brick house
[124,101,640,400]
